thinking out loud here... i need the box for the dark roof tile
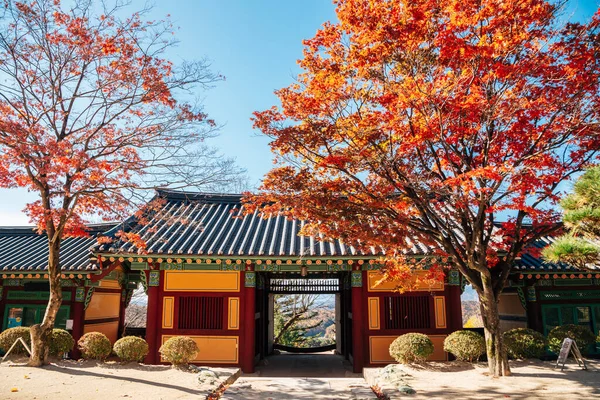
[0,223,117,272]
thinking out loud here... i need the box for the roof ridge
[157,189,244,203]
[0,222,119,236]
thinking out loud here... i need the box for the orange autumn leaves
[0,1,217,245]
[248,0,600,290]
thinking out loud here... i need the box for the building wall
[152,270,243,366]
[1,276,125,357]
[83,281,123,343]
[148,266,464,372]
[1,283,75,331]
[498,291,527,332]
[359,270,463,366]
[502,277,600,355]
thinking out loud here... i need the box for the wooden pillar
[351,270,364,373]
[525,285,542,333]
[448,285,463,331]
[241,270,256,373]
[144,270,160,364]
[71,287,85,359]
[117,289,127,338]
[0,278,5,330]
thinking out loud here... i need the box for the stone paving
[220,352,377,400]
[221,377,377,400]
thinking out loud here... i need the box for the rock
[398,385,416,395]
[197,369,220,386]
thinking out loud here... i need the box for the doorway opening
[254,271,354,377]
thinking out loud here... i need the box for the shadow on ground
[253,351,357,378]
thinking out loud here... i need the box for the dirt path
[0,358,233,400]
[370,359,600,400]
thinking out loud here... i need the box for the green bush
[0,327,31,355]
[159,336,199,365]
[77,332,112,360]
[503,328,547,359]
[443,330,485,362]
[113,336,149,362]
[49,329,75,356]
[389,333,434,364]
[548,324,596,355]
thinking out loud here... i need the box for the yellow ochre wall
[161,335,239,364]
[368,297,380,330]
[228,297,240,330]
[164,271,240,292]
[369,335,448,364]
[85,292,121,320]
[365,269,453,365]
[84,291,121,343]
[83,321,119,343]
[162,297,174,329]
[367,271,444,292]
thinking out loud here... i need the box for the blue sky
[0,0,597,225]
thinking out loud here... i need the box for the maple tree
[248,0,600,376]
[0,0,243,366]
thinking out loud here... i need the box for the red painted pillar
[144,270,160,364]
[351,270,365,373]
[71,287,85,359]
[118,289,127,338]
[447,285,463,331]
[241,270,256,373]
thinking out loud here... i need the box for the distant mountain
[461,284,479,302]
[461,285,483,327]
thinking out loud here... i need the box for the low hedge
[0,327,31,354]
[389,333,434,364]
[503,328,547,359]
[0,327,76,357]
[113,336,149,362]
[49,329,75,356]
[548,324,596,355]
[159,336,199,365]
[77,332,112,360]
[443,330,485,362]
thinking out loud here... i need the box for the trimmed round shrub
[113,336,149,362]
[49,329,75,356]
[159,336,199,365]
[503,328,547,359]
[443,330,485,362]
[0,327,31,355]
[389,333,434,364]
[548,324,596,355]
[77,332,112,360]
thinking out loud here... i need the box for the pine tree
[273,294,323,347]
[543,167,600,268]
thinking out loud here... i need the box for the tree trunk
[29,241,63,367]
[479,278,511,377]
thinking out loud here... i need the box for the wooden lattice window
[178,296,223,330]
[384,295,432,329]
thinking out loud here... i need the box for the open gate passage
[254,272,353,361]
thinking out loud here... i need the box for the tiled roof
[100,190,439,257]
[96,190,597,273]
[514,235,600,272]
[0,224,117,273]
